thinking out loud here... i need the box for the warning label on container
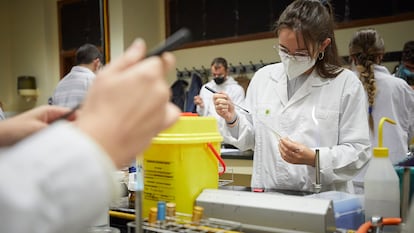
[144,159,175,201]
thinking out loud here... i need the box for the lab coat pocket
[313,108,339,143]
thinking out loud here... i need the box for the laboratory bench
[221,148,253,187]
[109,147,255,232]
[108,185,317,233]
[108,147,414,232]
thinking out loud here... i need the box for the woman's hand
[212,92,236,123]
[278,137,316,166]
[0,105,72,147]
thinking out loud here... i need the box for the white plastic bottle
[364,117,400,223]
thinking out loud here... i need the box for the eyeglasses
[274,45,311,62]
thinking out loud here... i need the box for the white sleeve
[0,122,118,233]
[405,86,414,142]
[221,77,256,151]
[229,85,246,106]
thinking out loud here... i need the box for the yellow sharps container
[142,114,223,217]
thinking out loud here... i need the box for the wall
[171,19,414,83]
[0,0,412,115]
[0,0,60,115]
[0,0,166,115]
[108,0,165,60]
[0,1,13,114]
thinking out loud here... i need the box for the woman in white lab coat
[214,0,371,193]
[349,28,414,191]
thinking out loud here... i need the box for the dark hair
[402,41,414,63]
[274,0,343,79]
[75,43,103,65]
[348,28,384,132]
[211,57,228,70]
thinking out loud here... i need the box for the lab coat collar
[271,67,330,108]
[373,64,391,75]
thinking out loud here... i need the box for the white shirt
[222,63,371,193]
[197,76,245,134]
[0,122,118,233]
[353,65,414,183]
[51,66,96,108]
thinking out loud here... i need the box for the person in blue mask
[395,41,414,89]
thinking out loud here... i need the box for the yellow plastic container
[142,115,223,217]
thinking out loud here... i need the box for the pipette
[256,117,283,140]
[204,86,250,114]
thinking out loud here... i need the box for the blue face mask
[396,64,414,85]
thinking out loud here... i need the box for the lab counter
[109,148,255,232]
[109,186,321,233]
[221,148,253,187]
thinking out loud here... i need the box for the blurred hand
[212,92,235,123]
[0,105,72,146]
[74,39,180,168]
[278,137,315,166]
[193,95,204,108]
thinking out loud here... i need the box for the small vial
[128,191,135,209]
[127,166,136,209]
[157,201,166,228]
[148,207,158,225]
[191,206,204,225]
[166,202,176,222]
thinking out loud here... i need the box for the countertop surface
[220,147,253,160]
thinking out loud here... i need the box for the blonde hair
[349,28,384,131]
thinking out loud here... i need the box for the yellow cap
[373,117,396,158]
[152,116,223,144]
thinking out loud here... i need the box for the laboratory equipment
[364,117,400,233]
[196,189,336,233]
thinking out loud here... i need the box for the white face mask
[279,50,316,80]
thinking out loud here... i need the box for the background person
[50,43,103,108]
[348,28,414,193]
[212,0,370,193]
[0,39,180,233]
[395,40,414,89]
[194,57,245,135]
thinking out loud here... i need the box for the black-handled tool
[204,86,250,114]
[56,28,193,121]
[146,27,192,57]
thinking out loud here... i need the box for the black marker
[146,27,192,57]
[56,28,193,121]
[204,86,250,114]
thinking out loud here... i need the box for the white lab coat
[0,122,118,233]
[197,76,245,134]
[353,65,414,184]
[222,63,371,193]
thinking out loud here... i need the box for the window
[166,0,414,48]
[57,0,109,77]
